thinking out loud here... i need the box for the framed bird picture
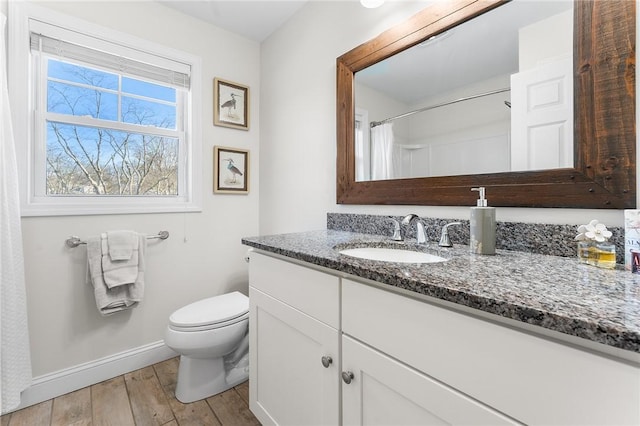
[214,146,249,194]
[214,78,249,130]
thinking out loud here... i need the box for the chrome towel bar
[65,231,169,248]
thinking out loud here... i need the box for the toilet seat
[169,291,249,332]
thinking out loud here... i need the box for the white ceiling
[356,0,573,104]
[156,0,308,42]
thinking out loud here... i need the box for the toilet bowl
[164,291,249,403]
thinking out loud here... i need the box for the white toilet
[164,291,249,403]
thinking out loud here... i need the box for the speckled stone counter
[327,212,626,263]
[242,229,640,354]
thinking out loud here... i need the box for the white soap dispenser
[470,187,496,255]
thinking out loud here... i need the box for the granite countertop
[242,229,640,354]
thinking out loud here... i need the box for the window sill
[20,197,202,217]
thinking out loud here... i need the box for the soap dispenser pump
[470,187,496,255]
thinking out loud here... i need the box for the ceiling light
[360,0,384,8]
[418,30,454,47]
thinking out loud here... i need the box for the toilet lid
[169,291,249,329]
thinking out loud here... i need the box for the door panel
[510,56,573,171]
[342,336,519,426]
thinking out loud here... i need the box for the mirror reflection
[354,0,573,181]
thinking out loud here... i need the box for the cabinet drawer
[342,279,640,425]
[249,252,339,328]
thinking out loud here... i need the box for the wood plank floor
[1,357,261,426]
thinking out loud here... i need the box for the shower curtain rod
[370,87,511,128]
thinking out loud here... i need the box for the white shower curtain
[354,119,365,181]
[370,122,394,180]
[0,13,32,414]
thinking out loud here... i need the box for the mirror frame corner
[336,0,636,209]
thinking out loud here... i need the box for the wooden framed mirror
[336,0,635,209]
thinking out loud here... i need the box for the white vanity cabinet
[248,252,340,426]
[249,251,640,425]
[342,279,640,425]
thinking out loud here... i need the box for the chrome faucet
[387,216,402,241]
[439,222,462,247]
[401,214,428,244]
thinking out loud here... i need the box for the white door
[341,336,520,426]
[249,287,339,426]
[510,55,573,171]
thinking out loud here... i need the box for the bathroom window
[9,4,202,216]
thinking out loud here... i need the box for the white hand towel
[107,230,137,261]
[87,235,145,316]
[101,232,139,289]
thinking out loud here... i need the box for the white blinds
[30,32,190,89]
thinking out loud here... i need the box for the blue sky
[47,59,177,129]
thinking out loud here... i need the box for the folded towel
[87,235,146,316]
[101,232,140,289]
[107,230,137,261]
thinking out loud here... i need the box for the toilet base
[174,355,248,403]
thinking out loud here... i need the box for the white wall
[259,1,430,233]
[259,1,629,234]
[404,74,512,177]
[355,81,410,139]
[6,0,260,377]
[519,8,573,71]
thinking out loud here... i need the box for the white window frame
[8,2,202,216]
[355,108,370,181]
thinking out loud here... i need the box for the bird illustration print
[221,93,237,118]
[224,158,243,184]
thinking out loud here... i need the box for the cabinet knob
[341,371,354,384]
[321,356,333,368]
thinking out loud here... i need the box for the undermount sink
[338,247,447,264]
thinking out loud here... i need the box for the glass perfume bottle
[575,220,615,268]
[596,242,616,269]
[577,241,594,264]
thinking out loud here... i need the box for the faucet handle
[439,222,462,247]
[387,216,402,241]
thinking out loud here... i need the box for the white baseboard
[12,340,177,413]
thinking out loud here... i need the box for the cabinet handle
[321,356,333,368]
[341,371,354,384]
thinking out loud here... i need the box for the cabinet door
[342,336,520,426]
[249,287,339,426]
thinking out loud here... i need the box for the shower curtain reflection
[370,122,396,180]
